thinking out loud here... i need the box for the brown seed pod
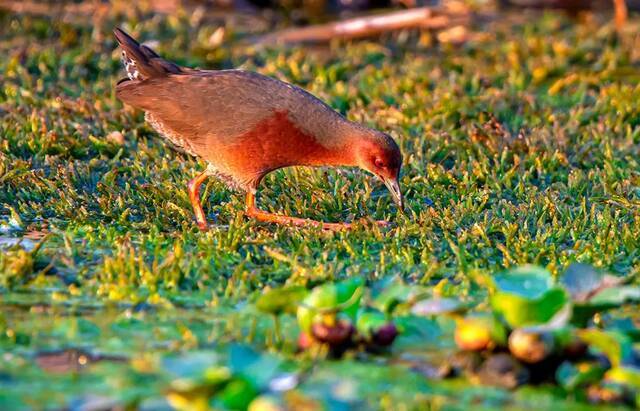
[371,323,399,347]
[476,353,530,389]
[297,332,313,351]
[562,338,588,359]
[311,319,355,347]
[455,317,494,352]
[586,384,626,405]
[508,329,555,364]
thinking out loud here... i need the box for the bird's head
[355,131,404,211]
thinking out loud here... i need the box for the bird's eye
[374,159,385,169]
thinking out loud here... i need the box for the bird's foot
[245,208,393,231]
[353,218,393,229]
[195,219,208,231]
[373,219,392,228]
[245,207,353,231]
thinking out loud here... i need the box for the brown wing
[116,70,354,159]
[113,28,355,157]
[116,71,274,155]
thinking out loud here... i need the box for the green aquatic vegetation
[1,5,640,410]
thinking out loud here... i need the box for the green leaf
[411,298,466,316]
[490,266,569,328]
[589,286,640,305]
[390,315,451,351]
[605,366,640,390]
[605,318,640,342]
[558,263,638,326]
[163,352,222,380]
[336,278,365,319]
[167,365,231,411]
[491,288,568,328]
[356,309,388,338]
[228,345,282,388]
[571,305,614,328]
[556,361,606,391]
[372,280,428,315]
[255,285,308,315]
[216,376,259,411]
[493,265,554,299]
[297,278,363,333]
[560,263,606,302]
[578,329,633,368]
[572,286,640,326]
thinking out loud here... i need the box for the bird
[113,28,403,231]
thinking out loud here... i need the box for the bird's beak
[382,176,404,212]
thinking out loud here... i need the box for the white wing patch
[121,51,140,81]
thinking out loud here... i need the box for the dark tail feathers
[114,28,183,81]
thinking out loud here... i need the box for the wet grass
[1,5,640,410]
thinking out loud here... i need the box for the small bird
[113,28,403,230]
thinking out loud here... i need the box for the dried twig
[259,6,470,44]
[0,0,73,15]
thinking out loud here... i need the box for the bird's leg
[244,192,353,231]
[187,171,209,231]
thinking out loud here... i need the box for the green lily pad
[560,263,612,303]
[604,318,640,342]
[578,329,633,368]
[411,298,466,316]
[589,286,640,305]
[605,366,640,390]
[163,352,223,381]
[216,376,259,411]
[228,345,282,388]
[255,286,308,315]
[297,278,363,333]
[392,315,451,351]
[493,266,555,299]
[167,365,231,411]
[556,361,606,391]
[559,264,639,326]
[356,309,388,338]
[372,279,429,315]
[572,286,640,327]
[490,266,569,328]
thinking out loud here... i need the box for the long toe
[374,220,392,228]
[246,208,353,231]
[316,221,352,231]
[196,220,208,231]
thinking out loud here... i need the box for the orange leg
[188,171,210,231]
[614,0,627,31]
[244,192,391,231]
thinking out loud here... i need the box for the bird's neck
[289,115,365,167]
[305,135,360,168]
